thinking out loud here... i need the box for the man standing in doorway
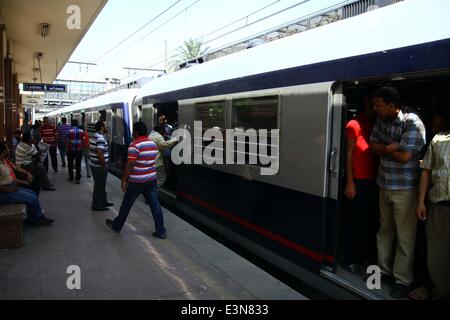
[106,122,166,239]
[40,117,58,172]
[89,120,113,211]
[416,115,450,300]
[370,87,426,299]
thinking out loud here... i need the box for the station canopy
[0,0,108,84]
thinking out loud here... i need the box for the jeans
[112,180,166,235]
[91,166,108,209]
[58,143,67,166]
[44,145,58,172]
[83,149,91,177]
[0,186,44,222]
[67,149,82,181]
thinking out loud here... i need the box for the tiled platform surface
[0,167,306,300]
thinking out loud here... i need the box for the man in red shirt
[343,92,379,274]
[40,117,59,173]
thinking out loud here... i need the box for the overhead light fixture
[41,23,49,38]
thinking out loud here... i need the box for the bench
[0,204,26,249]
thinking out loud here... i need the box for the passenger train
[47,0,450,299]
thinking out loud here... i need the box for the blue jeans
[113,180,166,235]
[0,186,44,222]
[58,143,67,166]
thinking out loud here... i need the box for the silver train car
[47,89,139,175]
[48,0,450,299]
[132,0,450,299]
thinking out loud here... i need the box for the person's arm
[154,133,178,150]
[388,150,414,163]
[96,137,107,167]
[370,142,400,155]
[345,138,357,199]
[121,160,135,193]
[416,169,431,221]
[13,164,33,184]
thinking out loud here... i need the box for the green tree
[170,39,209,71]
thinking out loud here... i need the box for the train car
[46,89,139,175]
[132,0,450,299]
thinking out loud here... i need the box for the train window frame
[195,100,227,132]
[229,95,281,168]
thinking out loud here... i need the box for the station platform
[0,168,306,300]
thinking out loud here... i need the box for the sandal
[408,285,432,300]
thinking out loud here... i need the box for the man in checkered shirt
[370,86,426,299]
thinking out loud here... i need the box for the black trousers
[67,150,82,181]
[91,166,108,209]
[43,145,58,172]
[22,163,52,189]
[343,179,379,266]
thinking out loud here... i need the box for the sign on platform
[22,94,44,106]
[23,83,67,92]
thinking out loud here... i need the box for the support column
[0,25,5,141]
[4,55,13,151]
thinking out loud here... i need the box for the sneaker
[152,232,167,239]
[75,181,80,185]
[390,283,410,299]
[104,202,114,207]
[106,219,120,233]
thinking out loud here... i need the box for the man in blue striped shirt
[67,119,84,184]
[370,87,426,299]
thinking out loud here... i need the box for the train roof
[137,0,450,101]
[46,88,140,116]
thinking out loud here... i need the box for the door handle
[329,148,338,177]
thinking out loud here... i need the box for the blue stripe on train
[143,38,450,104]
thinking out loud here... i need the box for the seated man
[15,132,55,192]
[0,142,54,226]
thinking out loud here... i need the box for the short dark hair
[374,87,401,107]
[133,122,148,137]
[71,119,79,127]
[62,117,67,124]
[95,120,104,132]
[22,132,32,143]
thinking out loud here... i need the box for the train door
[154,101,179,191]
[319,82,347,278]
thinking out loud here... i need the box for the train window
[231,96,279,167]
[141,106,154,130]
[196,101,226,131]
[113,108,125,144]
[232,96,278,130]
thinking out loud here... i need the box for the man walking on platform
[106,122,167,239]
[57,117,71,167]
[40,117,58,172]
[67,119,84,184]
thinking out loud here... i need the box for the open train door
[321,82,346,275]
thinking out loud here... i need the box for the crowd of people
[1,115,179,241]
[344,86,450,300]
